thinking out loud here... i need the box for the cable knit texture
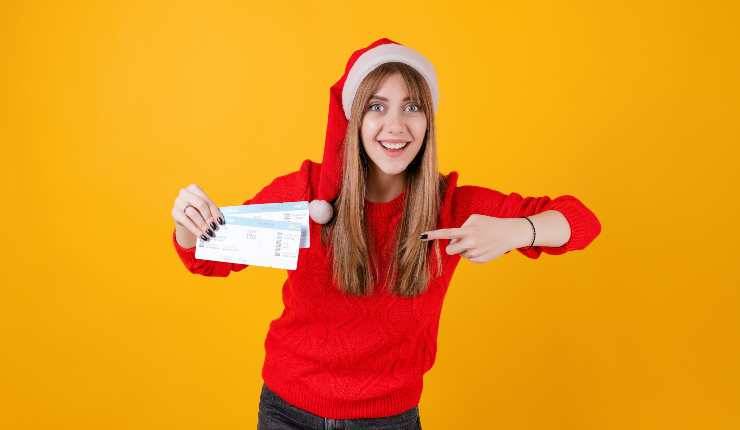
[171,159,601,419]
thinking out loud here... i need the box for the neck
[365,165,406,202]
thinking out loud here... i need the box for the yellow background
[3,1,738,428]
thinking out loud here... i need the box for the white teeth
[379,140,408,150]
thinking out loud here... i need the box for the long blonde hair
[321,62,446,297]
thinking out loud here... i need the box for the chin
[377,163,410,176]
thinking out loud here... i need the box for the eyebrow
[369,95,412,102]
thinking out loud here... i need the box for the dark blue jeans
[257,383,422,430]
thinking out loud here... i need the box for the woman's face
[360,72,427,177]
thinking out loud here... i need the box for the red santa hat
[309,37,440,224]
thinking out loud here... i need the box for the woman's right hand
[171,184,225,245]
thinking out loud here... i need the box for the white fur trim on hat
[341,43,439,120]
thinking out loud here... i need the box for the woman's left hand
[421,214,531,263]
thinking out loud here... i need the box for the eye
[405,103,421,112]
[367,103,384,112]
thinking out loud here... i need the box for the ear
[309,200,334,224]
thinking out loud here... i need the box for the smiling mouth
[378,140,410,150]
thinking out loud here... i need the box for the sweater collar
[364,190,406,217]
[361,170,459,219]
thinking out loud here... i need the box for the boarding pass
[219,201,310,248]
[195,216,302,270]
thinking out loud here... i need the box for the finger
[422,228,465,241]
[175,197,209,235]
[445,239,474,256]
[185,186,221,229]
[180,189,214,228]
[184,205,212,237]
[461,213,482,227]
[186,184,223,224]
[172,207,204,238]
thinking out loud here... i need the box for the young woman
[171,38,601,430]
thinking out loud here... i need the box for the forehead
[370,73,411,99]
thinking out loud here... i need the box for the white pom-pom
[309,199,333,224]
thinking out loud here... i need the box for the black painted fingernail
[210,221,217,230]
[200,234,209,241]
[207,228,215,237]
[420,233,428,240]
[218,216,225,225]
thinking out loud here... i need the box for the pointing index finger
[421,228,465,241]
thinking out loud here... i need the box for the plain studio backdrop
[2,1,738,429]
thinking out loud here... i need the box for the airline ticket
[194,216,302,270]
[219,201,310,248]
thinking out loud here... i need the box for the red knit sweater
[172,159,601,419]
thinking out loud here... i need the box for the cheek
[412,118,428,141]
[361,118,381,146]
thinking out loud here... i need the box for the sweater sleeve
[455,185,602,259]
[172,159,314,276]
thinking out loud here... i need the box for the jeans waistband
[259,382,420,427]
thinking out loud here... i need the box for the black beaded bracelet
[523,216,536,247]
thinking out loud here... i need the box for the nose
[384,110,407,135]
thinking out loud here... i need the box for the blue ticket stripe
[223,216,302,231]
[221,201,308,215]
